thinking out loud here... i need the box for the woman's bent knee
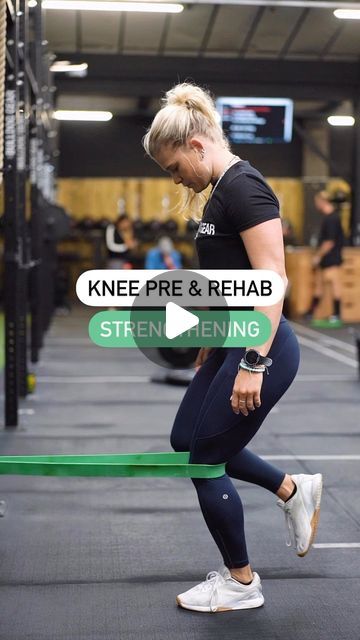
[170,428,189,453]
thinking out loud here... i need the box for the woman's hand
[195,347,213,370]
[230,369,263,416]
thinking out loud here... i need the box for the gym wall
[56,114,305,239]
[55,111,355,246]
[57,115,303,178]
[56,176,305,242]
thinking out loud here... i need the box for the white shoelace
[196,571,224,613]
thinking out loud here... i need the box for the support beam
[4,0,21,427]
[351,99,360,246]
[54,55,360,102]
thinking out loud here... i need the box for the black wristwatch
[244,349,272,368]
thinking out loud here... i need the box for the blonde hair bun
[143,81,227,159]
[164,83,216,121]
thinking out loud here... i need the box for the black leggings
[170,318,300,568]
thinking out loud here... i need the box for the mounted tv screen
[216,97,294,144]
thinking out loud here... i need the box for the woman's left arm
[230,218,288,417]
[241,217,288,355]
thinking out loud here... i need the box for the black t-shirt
[195,160,280,269]
[318,211,344,269]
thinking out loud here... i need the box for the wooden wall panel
[141,178,176,221]
[285,247,360,322]
[268,178,304,242]
[57,177,195,230]
[57,177,305,238]
[57,178,125,221]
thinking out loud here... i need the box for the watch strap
[245,350,272,367]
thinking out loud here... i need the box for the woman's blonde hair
[143,82,230,218]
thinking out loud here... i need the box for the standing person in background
[105,213,138,269]
[305,190,344,327]
[145,235,182,270]
[281,218,298,247]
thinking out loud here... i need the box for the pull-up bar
[0,452,226,479]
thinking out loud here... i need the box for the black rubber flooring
[0,306,359,640]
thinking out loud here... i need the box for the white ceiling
[44,1,360,117]
[44,1,360,60]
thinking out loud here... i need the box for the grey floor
[0,307,359,640]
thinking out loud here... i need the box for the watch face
[245,350,259,365]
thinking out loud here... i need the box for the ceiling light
[54,110,113,121]
[334,9,360,19]
[43,1,183,13]
[50,62,88,72]
[327,115,355,126]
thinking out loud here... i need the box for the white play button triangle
[165,302,199,340]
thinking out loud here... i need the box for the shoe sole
[297,473,323,558]
[176,595,264,612]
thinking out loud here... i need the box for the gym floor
[0,306,359,640]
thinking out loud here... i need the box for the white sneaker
[176,566,264,613]
[277,473,323,557]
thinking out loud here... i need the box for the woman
[105,213,138,269]
[143,83,323,614]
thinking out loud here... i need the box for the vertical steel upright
[17,0,29,397]
[41,56,57,334]
[4,0,21,426]
[3,0,58,426]
[29,0,43,363]
[351,99,360,247]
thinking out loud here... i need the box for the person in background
[105,213,138,269]
[145,235,182,270]
[305,190,344,327]
[281,218,298,247]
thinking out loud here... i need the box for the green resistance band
[0,452,226,479]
